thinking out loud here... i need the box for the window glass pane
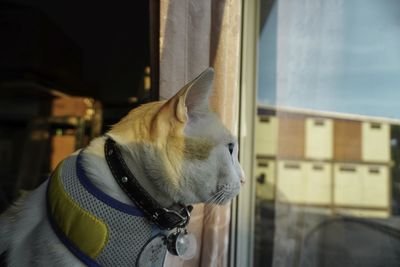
[254,1,400,267]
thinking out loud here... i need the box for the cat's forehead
[184,113,234,143]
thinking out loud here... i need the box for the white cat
[0,68,244,266]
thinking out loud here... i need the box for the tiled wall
[255,110,393,218]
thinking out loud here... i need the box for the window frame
[230,0,260,266]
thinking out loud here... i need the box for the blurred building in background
[255,105,400,218]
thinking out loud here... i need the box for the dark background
[0,0,158,211]
[0,0,157,123]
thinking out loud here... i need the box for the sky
[258,0,400,119]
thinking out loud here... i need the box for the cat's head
[109,68,244,205]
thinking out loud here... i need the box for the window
[237,1,400,266]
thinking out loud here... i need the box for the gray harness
[47,153,166,267]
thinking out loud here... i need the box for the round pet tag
[137,234,167,267]
[167,231,197,260]
[174,232,197,260]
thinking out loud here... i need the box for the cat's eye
[228,143,234,155]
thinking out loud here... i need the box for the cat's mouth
[206,183,240,205]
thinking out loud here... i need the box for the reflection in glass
[254,1,400,267]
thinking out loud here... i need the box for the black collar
[104,138,192,230]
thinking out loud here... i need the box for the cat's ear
[167,67,215,123]
[181,67,214,119]
[152,68,214,139]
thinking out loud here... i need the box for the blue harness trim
[76,152,144,217]
[47,152,149,266]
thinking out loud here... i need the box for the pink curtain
[159,0,242,266]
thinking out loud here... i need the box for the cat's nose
[239,166,245,184]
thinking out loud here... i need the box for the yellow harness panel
[49,162,109,258]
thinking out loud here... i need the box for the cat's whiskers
[205,188,224,204]
[215,192,226,206]
[201,184,239,222]
[203,189,225,222]
[204,194,224,221]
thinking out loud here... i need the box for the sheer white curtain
[159,0,242,266]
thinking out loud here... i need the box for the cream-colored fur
[0,68,244,266]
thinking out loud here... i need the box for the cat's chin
[204,183,240,205]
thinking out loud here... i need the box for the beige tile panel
[277,160,331,205]
[333,163,389,208]
[362,122,390,162]
[305,118,333,160]
[255,116,278,157]
[303,162,332,205]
